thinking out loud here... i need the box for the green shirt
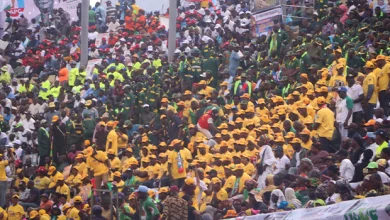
[89,10,96,23]
[119,204,132,220]
[141,197,160,220]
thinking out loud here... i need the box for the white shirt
[38,103,48,114]
[273,155,290,174]
[295,150,303,167]
[107,22,120,33]
[335,96,353,124]
[28,103,40,116]
[15,148,23,160]
[386,160,390,175]
[347,84,363,113]
[339,159,354,182]
[378,171,390,184]
[21,118,35,131]
[259,145,276,166]
[88,31,98,40]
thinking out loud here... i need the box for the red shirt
[198,110,213,129]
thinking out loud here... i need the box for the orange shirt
[108,37,118,46]
[58,68,69,82]
[135,15,146,30]
[125,16,134,30]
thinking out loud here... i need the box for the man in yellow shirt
[7,195,25,220]
[68,196,83,220]
[363,61,379,120]
[375,55,389,114]
[0,149,14,207]
[106,121,119,155]
[55,176,70,201]
[314,97,335,153]
[85,146,111,190]
[168,139,189,188]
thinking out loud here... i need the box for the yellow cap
[211,177,221,184]
[73,195,83,203]
[48,166,56,175]
[113,171,122,177]
[52,115,59,122]
[365,61,375,68]
[29,210,39,219]
[185,177,195,185]
[290,137,302,144]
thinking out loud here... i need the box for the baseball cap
[374,129,386,137]
[135,185,149,193]
[366,162,378,169]
[337,87,347,93]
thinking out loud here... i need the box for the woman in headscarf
[259,174,276,196]
[269,189,286,210]
[285,187,302,209]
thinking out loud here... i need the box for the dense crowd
[0,0,390,219]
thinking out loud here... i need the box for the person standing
[362,61,378,121]
[0,148,14,207]
[314,97,335,153]
[229,44,242,78]
[86,146,111,190]
[106,121,118,155]
[257,135,276,189]
[161,186,188,220]
[51,115,66,165]
[36,120,50,166]
[346,74,364,124]
[136,185,160,220]
[335,87,353,138]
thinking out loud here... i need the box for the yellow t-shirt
[73,162,87,177]
[362,72,378,104]
[158,162,168,179]
[106,130,119,155]
[118,133,129,149]
[223,176,236,190]
[115,180,125,192]
[244,163,256,176]
[110,157,122,170]
[213,165,225,179]
[213,188,228,201]
[56,184,70,200]
[68,207,80,220]
[34,176,51,190]
[0,207,7,220]
[315,107,335,140]
[168,150,188,179]
[7,204,24,220]
[302,140,313,151]
[0,160,8,181]
[65,174,82,187]
[377,66,389,92]
[237,173,252,193]
[86,151,109,176]
[328,75,347,88]
[148,163,161,179]
[14,177,29,187]
[49,172,64,188]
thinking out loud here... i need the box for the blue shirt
[229,51,240,77]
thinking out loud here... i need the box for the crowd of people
[0,0,390,219]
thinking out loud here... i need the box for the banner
[4,0,81,22]
[252,0,281,13]
[252,7,282,37]
[86,59,102,79]
[230,195,390,220]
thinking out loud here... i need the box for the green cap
[366,162,378,169]
[309,64,318,69]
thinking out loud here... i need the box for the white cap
[215,24,221,29]
[205,19,211,23]
[183,40,189,44]
[119,38,126,42]
[239,11,244,15]
[246,11,251,14]
[174,49,181,53]
[142,104,150,108]
[13,140,22,145]
[223,16,229,22]
[200,72,207,78]
[147,45,153,51]
[92,98,97,102]
[313,11,319,16]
